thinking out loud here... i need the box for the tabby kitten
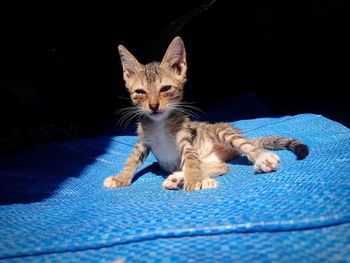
[104,37,308,191]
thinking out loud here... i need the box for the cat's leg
[212,124,280,173]
[162,171,184,190]
[104,141,150,189]
[182,149,217,191]
[232,138,280,173]
[177,130,217,191]
[201,162,229,177]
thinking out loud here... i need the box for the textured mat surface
[4,223,350,263]
[1,114,350,262]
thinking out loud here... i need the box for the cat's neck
[140,111,187,133]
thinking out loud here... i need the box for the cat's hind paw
[104,176,131,189]
[254,152,280,173]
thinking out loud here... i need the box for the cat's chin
[148,111,169,121]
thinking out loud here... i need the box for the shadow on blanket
[0,92,272,205]
[0,138,111,205]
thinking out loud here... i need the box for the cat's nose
[149,103,160,112]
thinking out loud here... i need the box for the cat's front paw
[184,179,202,191]
[104,176,131,189]
[163,172,184,190]
[201,178,218,189]
[254,152,280,173]
[184,178,218,192]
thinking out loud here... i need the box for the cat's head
[118,36,187,121]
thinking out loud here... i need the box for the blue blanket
[1,114,349,262]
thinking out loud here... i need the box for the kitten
[104,36,309,191]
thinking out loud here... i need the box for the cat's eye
[135,89,147,95]
[160,85,172,93]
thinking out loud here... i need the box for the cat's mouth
[148,110,168,120]
[150,111,163,116]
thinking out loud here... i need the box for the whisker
[173,103,204,114]
[170,105,200,118]
[118,113,138,126]
[170,101,204,118]
[125,112,144,127]
[118,96,131,101]
[117,112,137,124]
[115,107,143,127]
[115,107,139,114]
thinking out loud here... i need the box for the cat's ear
[118,45,142,82]
[161,36,187,77]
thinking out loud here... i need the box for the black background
[1,0,349,142]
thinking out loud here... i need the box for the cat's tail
[247,137,309,160]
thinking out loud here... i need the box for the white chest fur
[143,122,180,173]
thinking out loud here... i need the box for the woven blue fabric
[1,114,349,262]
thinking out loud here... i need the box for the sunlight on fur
[104,37,309,192]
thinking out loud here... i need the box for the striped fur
[104,37,309,192]
[247,137,309,160]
